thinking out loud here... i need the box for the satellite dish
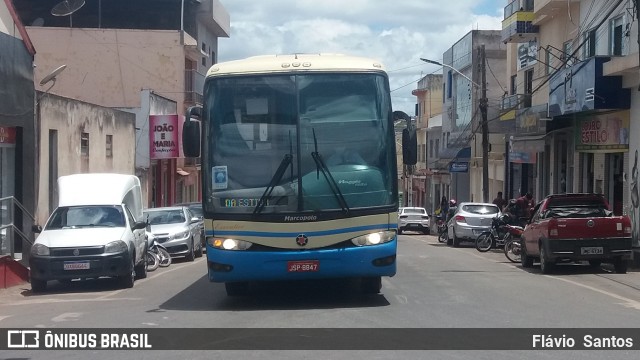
[31,18,45,26]
[40,65,67,86]
[51,0,85,17]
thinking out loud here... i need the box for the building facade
[502,0,639,254]
[411,74,443,210]
[439,30,508,204]
[13,0,230,208]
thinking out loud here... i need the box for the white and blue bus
[183,53,415,296]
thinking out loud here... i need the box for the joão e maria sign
[149,115,180,159]
[575,111,629,152]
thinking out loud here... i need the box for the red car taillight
[549,218,558,237]
[455,215,466,223]
[622,216,632,234]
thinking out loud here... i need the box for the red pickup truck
[520,193,632,274]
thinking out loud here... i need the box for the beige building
[503,0,635,253]
[503,0,631,208]
[411,74,443,210]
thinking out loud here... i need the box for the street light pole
[420,58,481,88]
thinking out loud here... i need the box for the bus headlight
[208,237,253,250]
[350,231,396,246]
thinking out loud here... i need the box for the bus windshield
[203,72,396,216]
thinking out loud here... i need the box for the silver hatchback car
[144,206,204,261]
[397,207,431,235]
[447,202,500,247]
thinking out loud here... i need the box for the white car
[397,207,430,234]
[29,174,147,292]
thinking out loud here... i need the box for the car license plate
[473,229,485,236]
[287,260,319,272]
[580,247,604,255]
[63,261,90,270]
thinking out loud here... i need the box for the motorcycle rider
[446,199,458,223]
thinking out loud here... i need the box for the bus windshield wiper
[253,132,294,216]
[310,129,350,215]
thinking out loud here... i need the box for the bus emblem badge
[295,234,308,246]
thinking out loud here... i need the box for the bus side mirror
[183,106,202,158]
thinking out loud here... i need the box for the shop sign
[575,111,629,153]
[449,162,469,173]
[509,151,537,164]
[517,40,538,70]
[149,115,180,159]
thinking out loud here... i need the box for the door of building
[606,153,624,215]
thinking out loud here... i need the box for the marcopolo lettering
[284,215,318,222]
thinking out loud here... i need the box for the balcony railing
[502,0,538,43]
[501,94,532,111]
[185,69,205,105]
[504,0,534,19]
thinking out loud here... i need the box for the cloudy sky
[217,0,504,116]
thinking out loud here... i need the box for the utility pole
[479,45,489,203]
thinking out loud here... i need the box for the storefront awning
[510,135,545,152]
[438,146,471,161]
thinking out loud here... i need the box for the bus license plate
[287,260,319,272]
[581,247,603,255]
[63,261,90,270]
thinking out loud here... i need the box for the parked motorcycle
[503,235,522,263]
[146,231,171,271]
[475,214,524,253]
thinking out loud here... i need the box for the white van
[29,173,147,292]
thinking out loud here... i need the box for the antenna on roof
[40,65,67,87]
[51,0,85,28]
[38,65,67,103]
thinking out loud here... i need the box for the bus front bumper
[206,241,397,283]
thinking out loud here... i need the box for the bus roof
[206,53,387,77]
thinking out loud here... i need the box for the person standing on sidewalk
[492,191,507,212]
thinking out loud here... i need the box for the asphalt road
[1,233,640,359]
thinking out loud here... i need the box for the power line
[485,59,507,93]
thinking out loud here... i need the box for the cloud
[217,0,502,115]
